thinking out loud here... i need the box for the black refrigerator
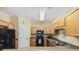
[5,29,15,49]
[0,27,15,50]
[36,30,44,47]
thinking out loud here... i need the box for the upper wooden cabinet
[0,20,15,29]
[44,28,46,34]
[54,22,58,30]
[0,20,8,27]
[57,19,65,28]
[65,9,79,36]
[49,24,54,34]
[44,27,50,34]
[31,27,37,35]
[8,23,15,29]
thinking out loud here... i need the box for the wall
[0,11,10,22]
[53,29,79,47]
[18,16,31,48]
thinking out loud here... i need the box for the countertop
[47,37,79,48]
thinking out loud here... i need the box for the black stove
[36,30,44,47]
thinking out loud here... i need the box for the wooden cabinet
[48,43,54,47]
[50,9,79,36]
[65,9,79,36]
[47,40,55,47]
[46,27,50,34]
[58,19,65,28]
[54,22,58,30]
[31,27,37,35]
[44,28,46,34]
[0,20,8,27]
[54,19,65,30]
[50,19,65,35]
[0,20,15,29]
[44,27,50,34]
[44,39,48,46]
[30,38,36,47]
[8,23,15,29]
[49,25,54,34]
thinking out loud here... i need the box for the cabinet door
[31,27,37,35]
[49,25,54,34]
[58,19,65,28]
[44,28,46,34]
[65,10,79,36]
[45,27,50,34]
[44,39,48,47]
[54,23,58,30]
[0,20,8,27]
[8,23,15,29]
[30,39,36,47]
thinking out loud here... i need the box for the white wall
[18,16,31,48]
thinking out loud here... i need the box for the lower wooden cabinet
[44,39,48,47]
[48,43,54,47]
[47,40,55,47]
[30,38,36,47]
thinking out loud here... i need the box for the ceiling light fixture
[40,8,47,21]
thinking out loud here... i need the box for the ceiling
[0,7,76,23]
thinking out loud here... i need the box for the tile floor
[2,47,79,51]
